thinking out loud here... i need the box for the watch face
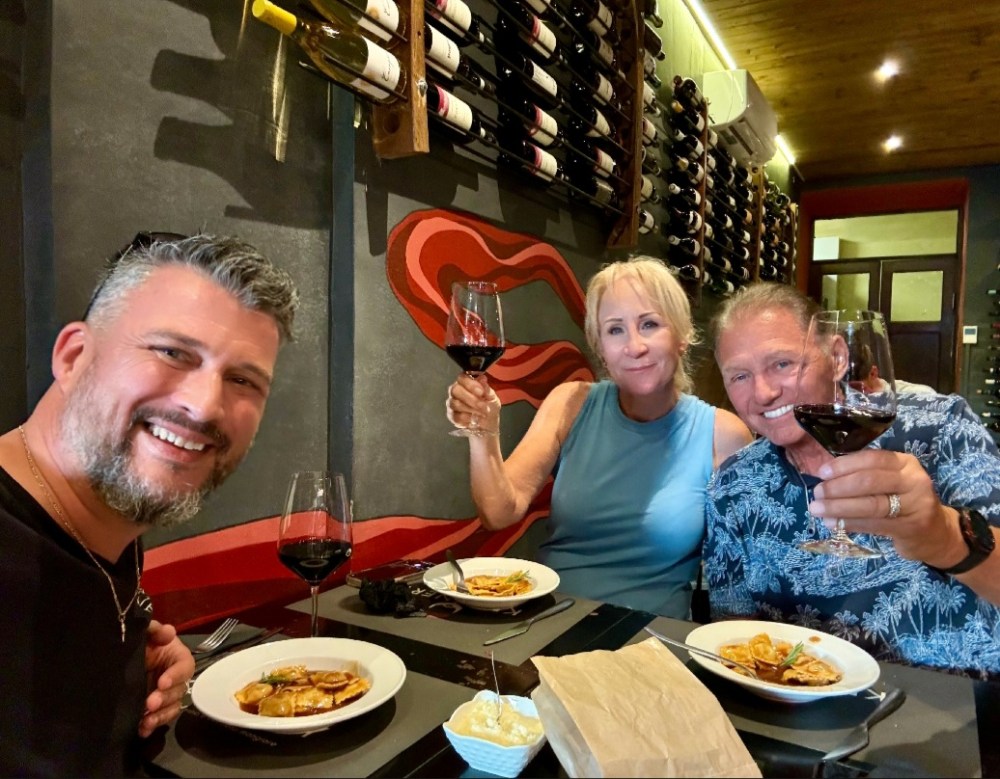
[963,508,997,553]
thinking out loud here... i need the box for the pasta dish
[453,570,534,597]
[234,664,370,717]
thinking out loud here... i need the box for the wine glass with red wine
[277,471,352,636]
[445,280,506,437]
[794,310,897,558]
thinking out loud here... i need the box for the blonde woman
[446,257,751,617]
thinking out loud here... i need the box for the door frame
[797,179,970,393]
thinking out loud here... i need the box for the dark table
[145,585,999,778]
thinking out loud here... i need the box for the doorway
[798,179,969,394]
[809,256,957,391]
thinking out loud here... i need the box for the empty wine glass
[793,310,897,558]
[277,471,352,636]
[445,280,506,437]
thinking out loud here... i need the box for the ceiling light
[775,134,796,165]
[883,135,903,152]
[876,60,900,82]
[680,0,738,70]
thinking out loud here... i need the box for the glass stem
[310,585,320,637]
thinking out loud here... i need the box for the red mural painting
[386,208,595,406]
[144,210,589,628]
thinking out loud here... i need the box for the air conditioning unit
[703,69,777,166]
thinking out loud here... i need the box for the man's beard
[61,365,240,529]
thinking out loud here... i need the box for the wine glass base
[449,427,498,438]
[798,538,882,559]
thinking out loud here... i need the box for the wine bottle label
[595,37,613,67]
[593,72,613,105]
[526,15,557,58]
[587,1,613,35]
[593,178,615,205]
[641,176,653,199]
[529,144,558,181]
[526,60,558,98]
[524,0,551,13]
[593,148,615,177]
[642,117,656,143]
[431,86,473,132]
[350,38,401,100]
[638,209,655,233]
[643,81,656,108]
[359,0,400,41]
[587,107,611,138]
[425,26,459,76]
[529,105,559,146]
[432,0,472,35]
[644,52,657,77]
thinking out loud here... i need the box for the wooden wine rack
[371,0,429,158]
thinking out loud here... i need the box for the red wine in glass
[445,280,506,437]
[794,310,897,558]
[277,471,352,636]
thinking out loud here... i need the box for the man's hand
[140,620,195,738]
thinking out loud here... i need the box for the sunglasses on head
[83,231,189,319]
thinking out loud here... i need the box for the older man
[705,283,1000,677]
[0,234,298,775]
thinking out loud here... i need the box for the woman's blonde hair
[584,256,699,393]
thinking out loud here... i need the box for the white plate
[190,637,406,735]
[423,557,559,611]
[684,620,880,703]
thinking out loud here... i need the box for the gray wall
[36,0,334,544]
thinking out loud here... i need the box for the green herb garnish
[780,641,805,667]
[260,672,295,684]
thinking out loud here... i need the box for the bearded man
[0,233,298,775]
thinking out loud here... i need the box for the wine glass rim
[456,280,498,293]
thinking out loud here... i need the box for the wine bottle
[308,0,403,44]
[643,53,662,88]
[497,90,561,147]
[707,274,735,296]
[642,82,663,116]
[665,182,701,208]
[569,58,617,108]
[569,0,617,41]
[495,8,562,67]
[672,130,704,160]
[424,24,495,96]
[641,117,660,147]
[497,131,563,184]
[522,0,564,26]
[566,137,618,179]
[426,83,492,144]
[426,0,487,46]
[664,234,701,256]
[669,154,705,184]
[758,262,781,281]
[572,29,618,72]
[986,367,1000,375]
[667,102,705,136]
[667,206,703,234]
[673,76,705,111]
[496,52,560,109]
[643,22,665,60]
[641,148,662,177]
[253,0,404,103]
[566,169,620,211]
[672,263,701,283]
[568,103,615,141]
[642,0,663,27]
[640,175,661,204]
[637,207,656,234]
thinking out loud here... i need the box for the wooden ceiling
[699,0,1000,182]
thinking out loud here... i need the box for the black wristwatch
[928,507,996,576]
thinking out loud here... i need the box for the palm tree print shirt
[706,393,1000,678]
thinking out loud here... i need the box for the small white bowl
[443,691,547,777]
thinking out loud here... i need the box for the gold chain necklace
[18,425,141,643]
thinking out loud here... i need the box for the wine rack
[372,0,430,158]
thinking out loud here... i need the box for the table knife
[813,686,906,777]
[483,598,575,645]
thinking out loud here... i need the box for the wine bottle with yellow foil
[252,0,404,104]
[308,0,404,45]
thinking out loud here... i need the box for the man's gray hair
[86,234,299,342]
[710,282,820,352]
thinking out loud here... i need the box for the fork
[644,626,760,679]
[446,550,470,594]
[191,618,238,654]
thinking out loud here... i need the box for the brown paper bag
[531,637,761,778]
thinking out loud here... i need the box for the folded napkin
[181,623,264,655]
[531,637,761,778]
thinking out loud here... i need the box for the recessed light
[883,135,903,152]
[876,60,900,81]
[775,134,796,165]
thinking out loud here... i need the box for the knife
[483,598,575,645]
[813,686,906,777]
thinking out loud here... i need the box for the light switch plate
[963,325,978,344]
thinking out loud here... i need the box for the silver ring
[887,493,902,519]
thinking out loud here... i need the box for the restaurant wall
[39,0,333,546]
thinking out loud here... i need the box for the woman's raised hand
[446,373,501,434]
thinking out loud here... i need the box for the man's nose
[753,373,781,404]
[174,370,225,422]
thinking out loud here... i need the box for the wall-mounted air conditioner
[703,69,777,166]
